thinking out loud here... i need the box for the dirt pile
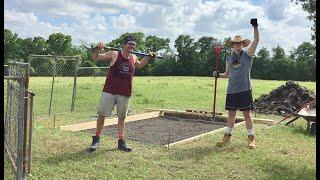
[253,81,316,116]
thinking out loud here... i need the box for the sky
[4,0,313,54]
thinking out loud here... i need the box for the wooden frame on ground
[60,109,274,147]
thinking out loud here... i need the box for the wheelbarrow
[285,106,316,135]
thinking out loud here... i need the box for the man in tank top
[88,34,157,152]
[212,19,259,149]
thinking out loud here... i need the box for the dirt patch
[253,81,316,116]
[83,115,233,146]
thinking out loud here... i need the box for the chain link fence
[29,55,111,117]
[72,65,110,116]
[29,54,79,115]
[4,61,35,180]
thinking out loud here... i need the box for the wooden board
[60,111,162,132]
[147,108,274,125]
[165,121,245,147]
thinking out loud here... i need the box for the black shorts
[225,90,253,111]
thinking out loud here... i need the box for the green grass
[4,77,316,179]
[29,77,316,118]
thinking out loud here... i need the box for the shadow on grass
[42,147,118,165]
[291,125,315,137]
[285,119,316,137]
[168,142,247,161]
[254,158,316,180]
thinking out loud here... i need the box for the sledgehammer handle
[212,46,222,119]
[213,77,218,119]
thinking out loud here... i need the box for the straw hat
[229,35,250,48]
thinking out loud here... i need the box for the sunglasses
[126,42,136,46]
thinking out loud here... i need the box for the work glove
[212,71,220,78]
[149,52,157,59]
[250,18,258,27]
[96,42,105,51]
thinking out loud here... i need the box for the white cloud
[193,0,265,33]
[264,0,289,21]
[4,9,72,38]
[4,0,313,54]
[110,14,137,30]
[130,0,173,6]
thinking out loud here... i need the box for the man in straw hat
[213,19,259,149]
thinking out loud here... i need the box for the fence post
[23,63,30,177]
[27,92,34,175]
[17,74,25,180]
[71,57,79,112]
[49,57,56,115]
[5,66,11,144]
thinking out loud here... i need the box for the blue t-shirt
[226,50,252,94]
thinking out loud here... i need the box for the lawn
[4,77,316,179]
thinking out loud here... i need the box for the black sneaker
[118,139,133,152]
[89,136,100,152]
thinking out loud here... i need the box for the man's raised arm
[248,20,259,57]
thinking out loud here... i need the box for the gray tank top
[226,50,252,94]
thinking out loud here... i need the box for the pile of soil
[253,81,316,116]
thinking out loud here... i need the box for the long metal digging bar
[212,46,222,120]
[80,40,165,59]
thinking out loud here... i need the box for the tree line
[4,29,315,81]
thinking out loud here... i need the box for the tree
[292,0,316,41]
[107,32,146,52]
[294,59,315,81]
[290,42,316,81]
[174,35,197,75]
[194,36,218,76]
[257,47,271,61]
[46,33,78,76]
[4,29,20,64]
[251,47,271,79]
[290,42,316,62]
[47,33,73,55]
[150,56,177,76]
[268,46,299,80]
[144,35,171,75]
[269,58,296,80]
[107,32,171,76]
[3,28,315,80]
[220,37,233,73]
[271,45,286,60]
[33,37,48,55]
[145,35,170,53]
[17,37,34,62]
[107,32,147,74]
